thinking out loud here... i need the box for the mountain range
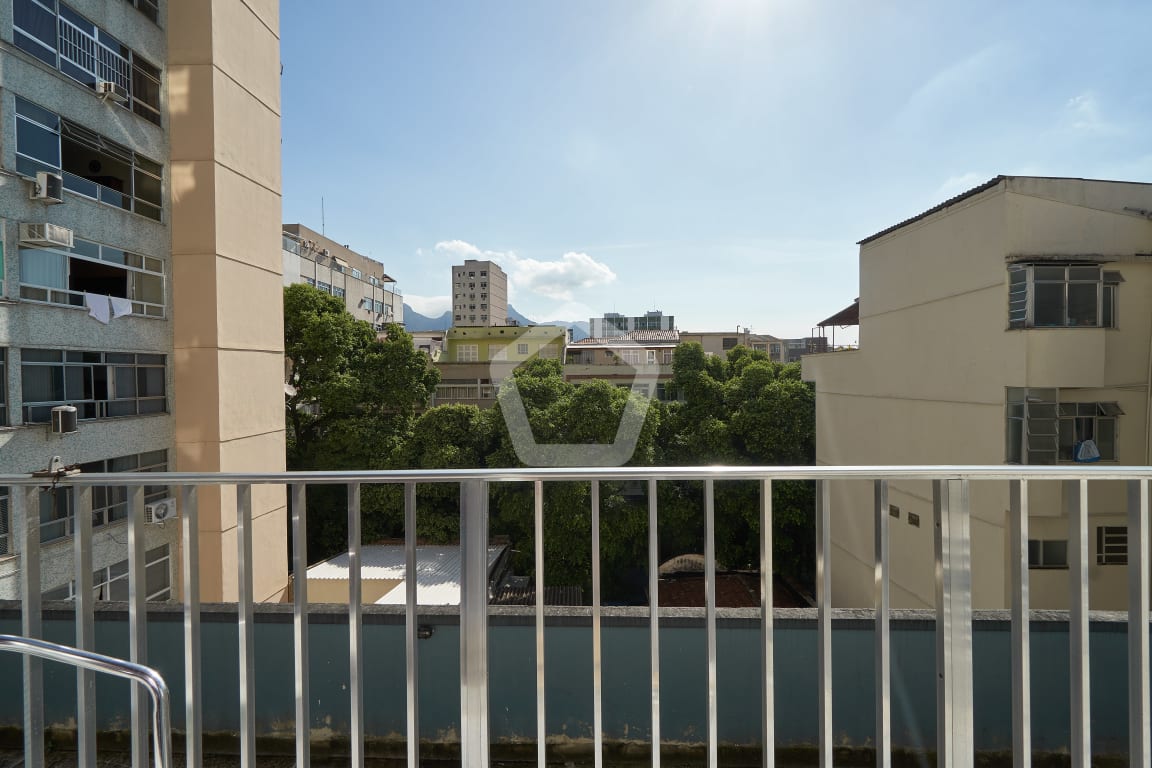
[402,304,590,341]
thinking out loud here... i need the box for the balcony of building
[0,465,1149,767]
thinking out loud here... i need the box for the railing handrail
[2,464,1151,486]
[0,634,171,768]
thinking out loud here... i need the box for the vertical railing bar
[127,485,148,768]
[1129,479,1150,768]
[1068,479,1090,768]
[816,479,831,768]
[236,484,255,768]
[73,484,95,768]
[592,480,603,768]
[405,482,419,768]
[534,480,546,768]
[459,479,490,768]
[648,478,661,768]
[182,485,203,768]
[17,486,43,768]
[933,480,951,767]
[290,483,310,768]
[873,480,890,768]
[348,483,365,768]
[705,478,718,768]
[1009,480,1031,768]
[760,479,774,768]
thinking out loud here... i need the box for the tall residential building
[451,259,507,326]
[589,310,674,338]
[282,224,403,330]
[803,176,1152,611]
[1,0,287,603]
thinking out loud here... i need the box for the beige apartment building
[565,330,679,400]
[282,223,403,331]
[1,0,287,603]
[451,259,507,327]
[680,330,780,358]
[803,176,1152,611]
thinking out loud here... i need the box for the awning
[818,299,859,327]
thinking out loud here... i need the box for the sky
[280,1,1152,340]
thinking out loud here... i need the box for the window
[0,488,9,556]
[0,350,7,427]
[647,350,657,364]
[481,282,487,288]
[351,268,362,280]
[14,1,161,125]
[333,286,346,299]
[122,0,159,24]
[1008,264,1120,329]
[1006,388,1122,464]
[517,343,529,355]
[1097,526,1127,565]
[316,281,331,293]
[655,382,670,401]
[1028,539,1068,569]
[722,337,738,350]
[20,237,164,317]
[21,349,166,423]
[480,271,487,277]
[38,450,168,544]
[303,277,314,287]
[42,545,171,602]
[456,344,478,362]
[770,343,782,358]
[621,349,642,365]
[662,350,673,365]
[14,97,163,219]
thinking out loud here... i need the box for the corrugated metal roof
[857,176,1005,245]
[306,545,506,606]
[570,330,681,346]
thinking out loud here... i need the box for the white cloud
[434,239,484,258]
[507,251,616,301]
[1064,92,1119,134]
[433,239,617,303]
[404,294,451,317]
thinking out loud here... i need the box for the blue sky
[281,1,1152,339]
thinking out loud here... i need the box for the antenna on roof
[321,197,326,235]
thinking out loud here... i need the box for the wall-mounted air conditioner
[29,171,64,203]
[97,79,130,103]
[20,222,74,249]
[145,497,178,524]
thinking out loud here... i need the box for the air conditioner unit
[29,171,64,203]
[145,497,178,524]
[19,222,74,249]
[97,79,130,104]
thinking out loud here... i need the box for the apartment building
[564,329,679,400]
[589,310,674,338]
[680,330,781,358]
[1,0,287,603]
[803,175,1152,611]
[433,324,566,407]
[451,259,507,327]
[282,223,403,331]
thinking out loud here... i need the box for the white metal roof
[305,545,506,606]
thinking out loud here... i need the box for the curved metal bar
[0,634,172,768]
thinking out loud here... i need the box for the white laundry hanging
[85,293,110,324]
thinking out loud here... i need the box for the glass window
[517,343,529,355]
[1009,264,1115,329]
[14,98,164,218]
[1006,388,1122,464]
[22,350,167,423]
[1028,539,1068,568]
[20,239,164,316]
[0,488,10,556]
[456,344,478,362]
[1097,526,1127,565]
[0,350,7,427]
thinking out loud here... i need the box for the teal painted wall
[0,608,1140,755]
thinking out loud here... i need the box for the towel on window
[85,293,110,324]
[109,296,134,319]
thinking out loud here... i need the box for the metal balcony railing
[0,465,1149,768]
[0,634,171,768]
